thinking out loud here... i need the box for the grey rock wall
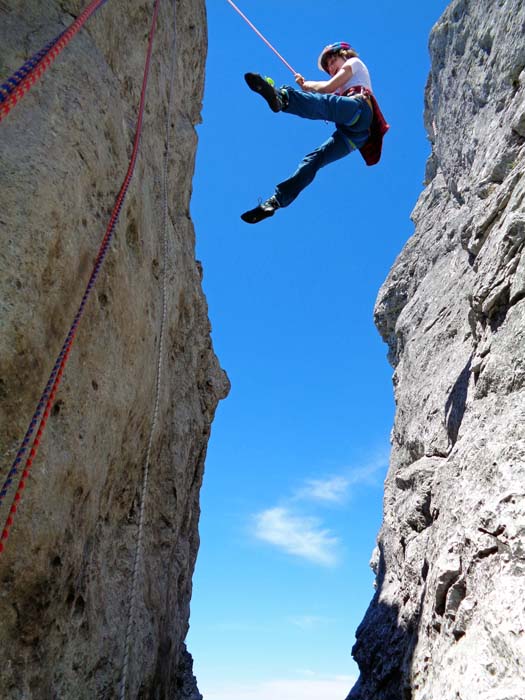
[0,1,228,698]
[349,0,525,698]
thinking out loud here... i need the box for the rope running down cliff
[0,0,109,124]
[119,0,170,695]
[0,0,112,509]
[0,0,160,553]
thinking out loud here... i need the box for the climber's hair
[321,47,359,72]
[338,48,359,61]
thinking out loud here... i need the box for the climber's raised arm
[297,60,353,94]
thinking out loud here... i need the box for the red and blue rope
[0,0,161,553]
[0,0,109,123]
[0,35,64,103]
[0,0,110,507]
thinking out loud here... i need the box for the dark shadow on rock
[345,544,421,700]
[445,357,472,446]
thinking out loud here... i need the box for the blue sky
[188,2,450,699]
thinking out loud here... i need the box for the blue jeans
[274,87,372,207]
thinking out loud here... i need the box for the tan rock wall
[0,2,229,698]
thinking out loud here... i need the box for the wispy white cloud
[344,451,389,487]
[253,507,340,567]
[250,447,389,566]
[203,675,356,700]
[294,451,389,505]
[295,475,351,504]
[287,615,334,630]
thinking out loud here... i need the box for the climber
[241,41,389,224]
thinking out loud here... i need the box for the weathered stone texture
[0,1,228,698]
[349,0,525,698]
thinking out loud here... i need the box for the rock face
[349,1,525,698]
[0,2,229,698]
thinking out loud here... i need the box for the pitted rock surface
[349,0,525,698]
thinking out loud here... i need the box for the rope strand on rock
[0,35,65,102]
[0,0,114,506]
[0,0,160,554]
[0,0,110,124]
[119,1,171,696]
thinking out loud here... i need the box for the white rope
[119,3,177,696]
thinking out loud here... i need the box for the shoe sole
[244,73,281,113]
[241,206,276,224]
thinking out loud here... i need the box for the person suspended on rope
[241,41,389,224]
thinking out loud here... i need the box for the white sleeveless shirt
[336,57,373,95]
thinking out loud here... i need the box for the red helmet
[317,42,355,72]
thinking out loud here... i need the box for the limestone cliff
[348,0,525,698]
[0,1,229,698]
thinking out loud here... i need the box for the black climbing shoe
[241,196,281,224]
[244,73,286,113]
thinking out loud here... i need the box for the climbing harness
[119,1,171,696]
[225,0,298,76]
[0,0,109,124]
[0,0,160,553]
